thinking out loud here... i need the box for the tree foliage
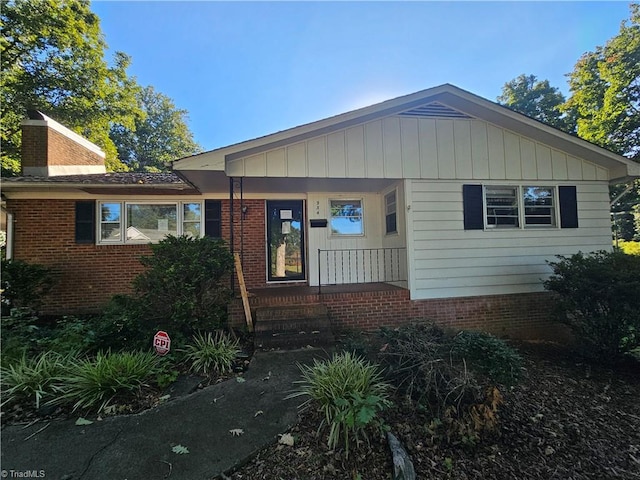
[497,74,575,133]
[499,5,640,240]
[564,4,640,160]
[0,0,140,175]
[1,0,201,177]
[109,86,201,172]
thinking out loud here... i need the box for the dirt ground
[227,343,640,479]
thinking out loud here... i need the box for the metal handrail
[317,247,407,293]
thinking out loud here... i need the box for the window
[329,199,363,235]
[523,187,556,227]
[464,184,572,231]
[100,203,122,242]
[97,201,203,244]
[384,191,397,234]
[485,186,519,228]
[182,203,202,238]
[484,186,557,229]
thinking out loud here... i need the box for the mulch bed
[228,343,640,479]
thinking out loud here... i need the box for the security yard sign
[153,331,171,356]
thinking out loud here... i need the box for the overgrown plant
[1,351,71,409]
[182,331,239,375]
[108,235,233,341]
[55,350,162,413]
[1,259,54,314]
[289,351,391,457]
[450,331,522,385]
[378,323,482,414]
[378,323,511,445]
[544,250,640,360]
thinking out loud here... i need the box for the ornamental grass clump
[1,351,70,410]
[289,351,391,457]
[56,350,162,413]
[182,331,240,375]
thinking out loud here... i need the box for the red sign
[153,331,171,356]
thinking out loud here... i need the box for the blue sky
[92,1,631,152]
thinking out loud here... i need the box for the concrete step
[254,304,334,350]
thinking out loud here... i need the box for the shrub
[0,308,41,362]
[617,240,640,256]
[182,331,240,375]
[96,294,158,351]
[106,236,233,345]
[378,323,481,414]
[38,316,101,356]
[544,250,640,360]
[56,350,162,413]
[289,351,390,457]
[1,259,54,313]
[450,331,522,385]
[378,323,509,445]
[1,351,70,409]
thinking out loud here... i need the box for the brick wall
[21,124,104,173]
[231,289,567,341]
[8,199,150,315]
[224,199,267,289]
[7,197,273,315]
[47,128,104,167]
[20,125,48,170]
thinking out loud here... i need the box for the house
[3,85,639,340]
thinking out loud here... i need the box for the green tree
[564,4,640,160]
[109,86,201,172]
[497,74,575,133]
[0,0,140,176]
[564,4,640,240]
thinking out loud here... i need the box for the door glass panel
[267,201,304,281]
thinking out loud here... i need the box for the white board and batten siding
[227,117,610,183]
[405,180,612,300]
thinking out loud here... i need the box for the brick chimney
[21,111,106,177]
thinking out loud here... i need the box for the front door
[266,200,305,282]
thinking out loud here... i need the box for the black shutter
[75,201,95,243]
[559,186,578,228]
[463,184,484,230]
[205,200,222,238]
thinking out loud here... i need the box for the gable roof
[173,84,639,183]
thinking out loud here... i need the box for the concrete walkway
[1,349,329,480]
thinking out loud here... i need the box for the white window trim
[97,200,204,245]
[483,185,559,230]
[329,198,365,237]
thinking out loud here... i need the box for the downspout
[1,204,14,260]
[229,176,235,293]
[0,195,14,260]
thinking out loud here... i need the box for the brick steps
[254,304,335,349]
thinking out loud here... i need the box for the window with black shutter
[463,184,484,230]
[559,186,579,228]
[75,201,95,243]
[205,200,222,238]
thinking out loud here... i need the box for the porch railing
[317,248,407,293]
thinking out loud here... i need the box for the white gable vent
[398,102,473,119]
